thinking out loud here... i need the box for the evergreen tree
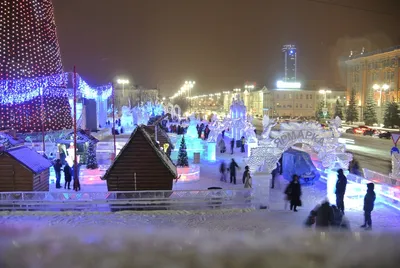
[334,99,344,119]
[176,136,189,167]
[86,142,99,169]
[363,92,378,126]
[315,101,330,121]
[346,90,358,123]
[383,101,400,128]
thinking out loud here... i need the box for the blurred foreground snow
[1,222,400,268]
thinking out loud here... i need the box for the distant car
[353,126,372,135]
[345,127,357,134]
[379,131,392,139]
[363,129,378,136]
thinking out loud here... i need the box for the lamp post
[117,78,129,99]
[373,84,389,124]
[319,89,332,118]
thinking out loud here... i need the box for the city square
[1,0,400,267]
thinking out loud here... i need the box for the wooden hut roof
[1,146,53,174]
[102,126,177,180]
[56,129,99,144]
[142,125,174,149]
[0,133,24,148]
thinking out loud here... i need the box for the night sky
[53,0,400,95]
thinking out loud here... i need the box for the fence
[0,189,255,212]
[363,169,400,187]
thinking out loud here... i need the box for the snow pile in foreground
[1,226,399,268]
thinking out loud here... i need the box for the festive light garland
[76,75,112,100]
[0,73,68,105]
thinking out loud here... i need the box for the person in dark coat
[229,158,240,184]
[242,165,250,184]
[285,175,302,212]
[219,161,227,182]
[54,159,62,189]
[315,201,334,228]
[221,130,225,139]
[271,162,280,189]
[230,138,235,154]
[63,163,72,190]
[361,183,376,230]
[335,169,347,214]
[240,136,245,153]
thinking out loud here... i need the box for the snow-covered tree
[346,90,358,123]
[315,101,329,121]
[334,99,343,119]
[383,101,400,128]
[363,92,378,126]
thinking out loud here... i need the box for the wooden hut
[102,126,178,191]
[0,146,53,192]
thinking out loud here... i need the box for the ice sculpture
[248,119,352,174]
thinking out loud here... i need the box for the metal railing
[363,168,400,187]
[0,189,255,212]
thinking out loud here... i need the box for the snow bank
[0,225,399,268]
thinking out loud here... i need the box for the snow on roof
[4,146,53,174]
[56,129,99,144]
[102,126,177,180]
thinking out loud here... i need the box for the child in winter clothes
[361,183,376,230]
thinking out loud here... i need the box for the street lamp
[373,83,389,107]
[319,89,332,118]
[373,83,389,125]
[245,84,255,91]
[117,79,130,98]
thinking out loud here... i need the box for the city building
[115,85,159,109]
[282,45,297,82]
[263,82,346,118]
[345,46,400,122]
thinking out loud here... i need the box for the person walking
[218,138,226,153]
[284,175,302,212]
[271,162,280,189]
[361,183,376,230]
[335,169,347,214]
[240,136,245,153]
[54,159,62,189]
[229,158,240,184]
[63,163,72,190]
[219,161,227,182]
[243,166,252,188]
[230,138,235,154]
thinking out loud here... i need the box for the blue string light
[76,75,112,100]
[0,73,112,105]
[0,73,68,105]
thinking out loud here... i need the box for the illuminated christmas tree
[176,136,189,167]
[86,142,98,169]
[0,0,72,133]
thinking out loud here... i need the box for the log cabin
[102,125,178,191]
[0,146,53,192]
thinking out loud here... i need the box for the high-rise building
[282,45,297,82]
[0,0,72,133]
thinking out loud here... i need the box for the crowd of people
[53,159,81,191]
[196,123,210,140]
[271,168,376,230]
[219,159,252,188]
